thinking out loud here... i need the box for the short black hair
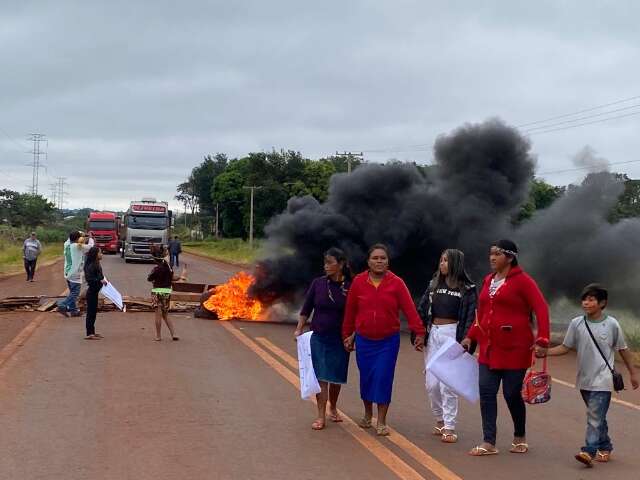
[581,283,608,307]
[69,231,81,242]
[367,243,390,259]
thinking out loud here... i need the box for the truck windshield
[89,220,115,230]
[127,215,167,230]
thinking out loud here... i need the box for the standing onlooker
[463,239,550,456]
[548,283,638,467]
[57,231,95,317]
[342,244,425,436]
[83,247,107,340]
[417,249,477,444]
[148,244,184,341]
[294,248,352,431]
[23,232,42,282]
[168,235,182,268]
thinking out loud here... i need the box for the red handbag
[521,353,551,405]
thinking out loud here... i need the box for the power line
[0,125,29,153]
[524,103,640,133]
[516,94,640,128]
[538,159,640,176]
[526,110,640,136]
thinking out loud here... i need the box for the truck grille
[132,245,153,254]
[94,234,113,242]
[131,236,162,243]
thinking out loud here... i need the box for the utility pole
[215,202,219,239]
[55,177,67,210]
[243,186,263,249]
[27,133,47,194]
[335,151,363,174]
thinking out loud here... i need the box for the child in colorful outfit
[548,283,638,467]
[147,245,185,341]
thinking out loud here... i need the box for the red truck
[86,211,120,254]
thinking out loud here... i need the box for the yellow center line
[254,336,463,480]
[219,322,426,480]
[551,377,640,411]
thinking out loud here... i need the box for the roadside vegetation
[0,238,63,276]
[182,238,259,266]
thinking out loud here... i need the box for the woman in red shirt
[342,244,425,436]
[462,239,549,456]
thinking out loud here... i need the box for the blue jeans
[580,390,612,456]
[57,280,81,313]
[170,253,179,268]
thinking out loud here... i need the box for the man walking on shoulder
[23,232,42,282]
[57,231,94,317]
[168,235,182,268]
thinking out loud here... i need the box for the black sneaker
[56,308,70,318]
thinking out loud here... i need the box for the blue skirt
[355,333,400,404]
[310,332,350,384]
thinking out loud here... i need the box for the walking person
[294,248,352,431]
[548,283,638,467]
[168,235,182,268]
[83,247,107,340]
[416,249,477,444]
[23,232,42,282]
[462,239,550,456]
[147,244,185,341]
[57,231,94,317]
[342,244,426,436]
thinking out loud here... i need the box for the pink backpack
[521,354,551,405]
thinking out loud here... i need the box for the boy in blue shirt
[548,284,638,467]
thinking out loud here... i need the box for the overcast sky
[1,1,639,211]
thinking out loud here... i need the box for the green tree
[303,160,336,202]
[610,176,640,222]
[516,178,565,222]
[0,190,57,228]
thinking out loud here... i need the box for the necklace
[327,276,348,303]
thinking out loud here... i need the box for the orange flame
[203,271,264,321]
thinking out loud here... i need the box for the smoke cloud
[251,119,640,312]
[572,145,609,173]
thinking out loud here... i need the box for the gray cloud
[2,0,640,209]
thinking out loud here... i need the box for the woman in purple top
[294,247,352,431]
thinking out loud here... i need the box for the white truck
[120,198,172,262]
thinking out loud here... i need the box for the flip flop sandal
[510,443,529,453]
[469,446,499,456]
[441,433,458,443]
[311,420,325,430]
[172,336,180,341]
[84,335,100,340]
[154,338,162,341]
[595,451,611,463]
[376,425,391,437]
[329,413,343,423]
[358,417,372,429]
[432,425,445,436]
[575,452,593,467]
[93,334,104,338]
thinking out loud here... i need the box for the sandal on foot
[469,446,499,456]
[376,425,390,437]
[84,335,100,340]
[575,451,593,467]
[311,420,325,430]
[441,432,458,443]
[595,451,611,463]
[329,412,343,423]
[172,336,180,341]
[510,443,529,453]
[154,337,162,341]
[93,333,104,338]
[358,417,372,429]
[432,425,445,436]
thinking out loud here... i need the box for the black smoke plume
[251,119,640,311]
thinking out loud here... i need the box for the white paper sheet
[426,336,480,403]
[100,281,124,311]
[296,331,321,400]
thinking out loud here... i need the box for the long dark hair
[85,246,101,266]
[324,247,352,281]
[432,248,473,289]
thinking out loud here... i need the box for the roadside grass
[0,240,63,276]
[182,238,260,265]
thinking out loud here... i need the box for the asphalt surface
[0,254,638,479]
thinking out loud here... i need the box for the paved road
[0,255,638,479]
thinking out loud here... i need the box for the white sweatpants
[424,323,459,430]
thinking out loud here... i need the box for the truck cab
[120,198,172,262]
[86,211,119,254]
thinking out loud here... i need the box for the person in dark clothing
[416,249,477,444]
[294,247,352,431]
[83,247,107,340]
[147,244,185,341]
[167,236,182,268]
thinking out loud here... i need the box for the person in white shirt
[56,231,94,317]
[23,232,42,282]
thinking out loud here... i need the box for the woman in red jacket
[342,244,426,436]
[463,239,549,456]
